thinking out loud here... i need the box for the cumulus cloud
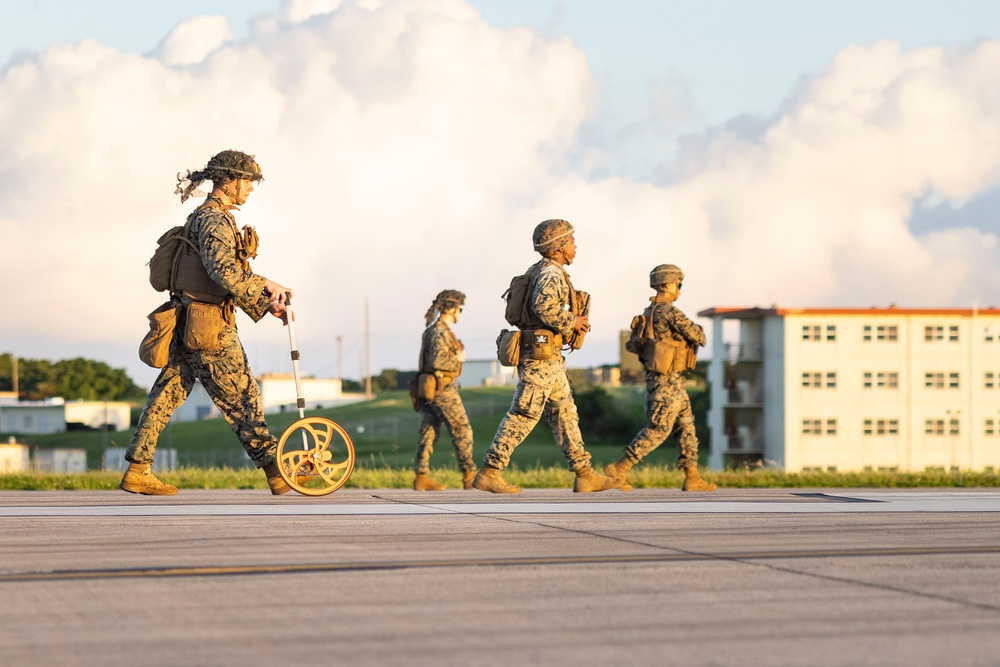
[3,0,1000,387]
[155,15,232,66]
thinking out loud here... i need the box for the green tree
[0,353,142,400]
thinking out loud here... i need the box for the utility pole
[336,335,343,380]
[364,298,372,397]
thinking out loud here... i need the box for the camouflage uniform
[483,260,593,473]
[414,320,475,475]
[623,297,706,469]
[127,204,278,468]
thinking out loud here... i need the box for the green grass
[2,465,999,491]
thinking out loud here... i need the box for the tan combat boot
[120,462,178,496]
[414,473,447,491]
[604,457,635,492]
[462,468,478,490]
[472,465,521,494]
[681,463,717,492]
[573,467,620,493]
[263,463,292,495]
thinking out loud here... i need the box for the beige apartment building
[698,306,1000,472]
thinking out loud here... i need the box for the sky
[4,0,1000,389]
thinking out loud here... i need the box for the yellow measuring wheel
[275,295,356,496]
[276,416,355,496]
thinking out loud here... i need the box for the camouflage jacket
[649,297,706,348]
[528,259,577,337]
[420,320,464,376]
[188,205,270,322]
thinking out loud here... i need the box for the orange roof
[697,306,1000,318]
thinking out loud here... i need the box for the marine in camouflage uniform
[122,150,295,496]
[605,264,717,492]
[413,290,477,490]
[473,219,619,494]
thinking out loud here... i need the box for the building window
[986,419,995,436]
[949,325,959,342]
[864,419,898,436]
[987,372,995,390]
[802,325,821,341]
[865,324,898,342]
[924,372,944,389]
[803,372,836,388]
[985,326,998,343]
[864,371,901,389]
[925,419,944,435]
[826,325,837,341]
[802,419,822,435]
[826,419,837,435]
[949,419,960,436]
[949,372,960,389]
[924,325,944,342]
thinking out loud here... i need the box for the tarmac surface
[1,487,999,666]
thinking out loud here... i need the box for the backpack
[501,262,544,328]
[147,214,198,293]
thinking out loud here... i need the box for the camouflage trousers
[126,324,278,468]
[623,372,699,469]
[482,356,592,473]
[414,382,475,475]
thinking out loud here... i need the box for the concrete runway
[1,488,999,666]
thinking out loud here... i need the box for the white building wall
[0,443,29,472]
[0,405,66,435]
[64,401,131,431]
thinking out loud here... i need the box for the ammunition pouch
[416,373,437,401]
[182,301,225,351]
[643,338,696,373]
[521,329,562,361]
[138,301,179,368]
[497,329,521,367]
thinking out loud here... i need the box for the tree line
[0,353,143,401]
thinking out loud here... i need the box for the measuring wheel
[276,416,356,496]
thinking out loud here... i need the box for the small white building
[461,359,517,387]
[170,374,355,422]
[0,438,29,472]
[64,401,131,432]
[34,448,87,472]
[700,306,1000,473]
[0,398,67,435]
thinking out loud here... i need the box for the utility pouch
[416,373,437,401]
[644,340,677,374]
[408,377,425,412]
[527,328,556,361]
[182,301,224,351]
[138,302,179,368]
[497,329,521,367]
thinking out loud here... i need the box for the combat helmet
[204,150,264,182]
[532,219,574,254]
[650,264,684,288]
[176,149,264,202]
[424,289,466,325]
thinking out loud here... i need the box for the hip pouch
[525,329,557,361]
[496,329,521,367]
[416,373,437,401]
[183,301,224,351]
[138,301,179,368]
